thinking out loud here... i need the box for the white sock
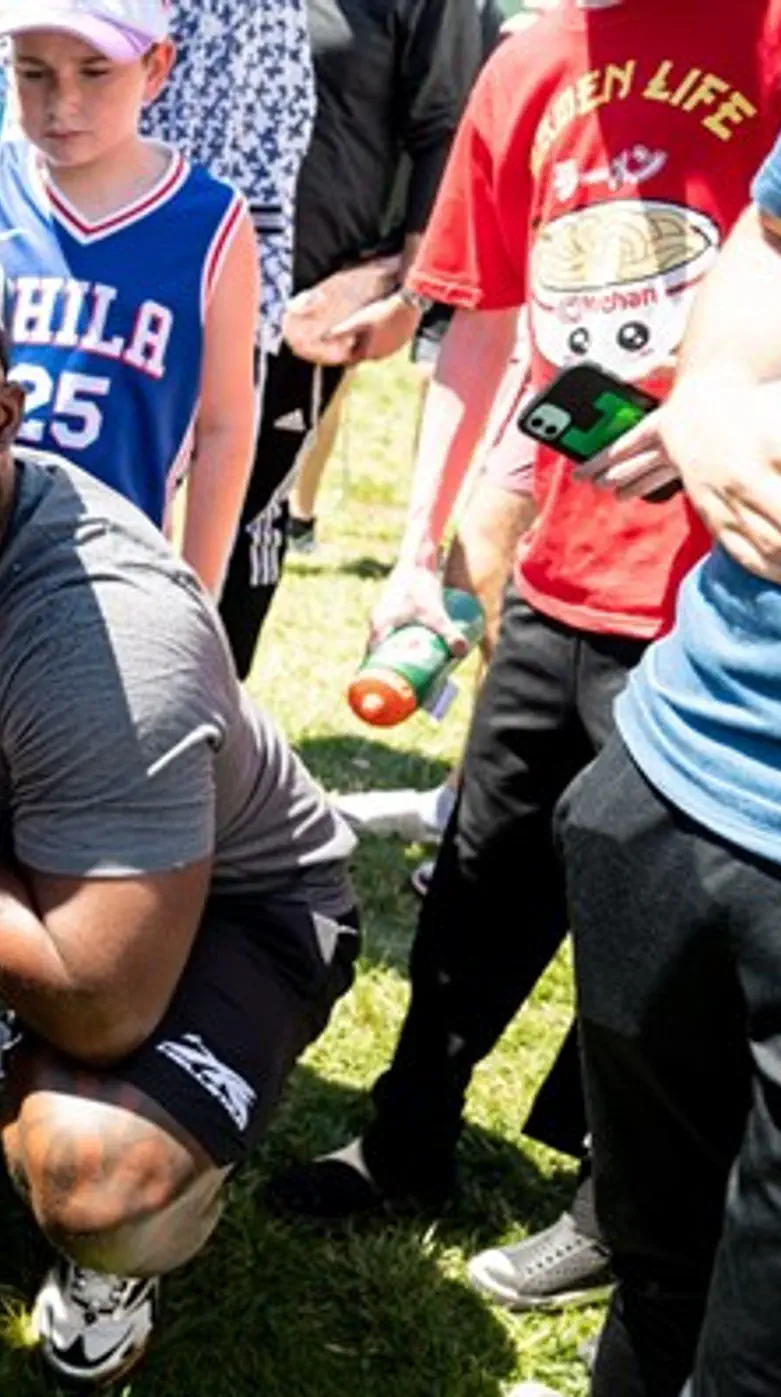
[318,1136,376,1185]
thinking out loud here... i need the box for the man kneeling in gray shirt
[0,344,359,1387]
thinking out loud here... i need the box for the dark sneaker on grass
[287,514,317,554]
[32,1259,159,1385]
[267,1138,383,1221]
[267,1135,453,1221]
[468,1211,614,1311]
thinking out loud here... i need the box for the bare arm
[371,304,518,648]
[578,205,781,580]
[676,205,781,386]
[0,858,212,1066]
[182,208,259,597]
[399,306,518,566]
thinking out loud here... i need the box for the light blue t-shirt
[618,550,781,864]
[752,125,781,219]
[616,137,781,864]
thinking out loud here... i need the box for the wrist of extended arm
[397,285,433,316]
[397,533,440,572]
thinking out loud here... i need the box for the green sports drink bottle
[347,587,485,727]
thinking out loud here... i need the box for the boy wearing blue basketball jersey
[0,0,259,597]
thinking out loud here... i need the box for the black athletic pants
[361,585,646,1211]
[219,345,345,679]
[561,733,781,1397]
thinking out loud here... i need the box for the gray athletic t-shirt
[0,452,356,916]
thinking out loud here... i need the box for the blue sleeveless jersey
[0,142,243,525]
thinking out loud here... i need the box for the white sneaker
[32,1259,159,1385]
[506,1386,564,1396]
[334,783,456,843]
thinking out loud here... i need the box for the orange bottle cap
[348,670,418,727]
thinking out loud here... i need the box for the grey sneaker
[468,1211,614,1311]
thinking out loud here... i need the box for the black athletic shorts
[8,890,360,1168]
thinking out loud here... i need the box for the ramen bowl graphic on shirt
[530,199,721,385]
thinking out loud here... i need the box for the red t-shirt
[408,0,781,638]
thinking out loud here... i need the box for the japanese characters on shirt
[529,54,761,391]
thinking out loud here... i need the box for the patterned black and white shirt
[145,1,316,353]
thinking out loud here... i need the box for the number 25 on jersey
[11,365,110,451]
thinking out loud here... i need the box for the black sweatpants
[361,584,646,1202]
[561,734,781,1397]
[219,345,345,679]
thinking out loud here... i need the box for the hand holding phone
[518,362,682,503]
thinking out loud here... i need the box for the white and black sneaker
[31,1259,159,1385]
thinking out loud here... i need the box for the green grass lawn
[0,356,603,1395]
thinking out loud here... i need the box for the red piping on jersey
[203,194,245,308]
[46,152,188,238]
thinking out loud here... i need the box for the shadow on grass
[268,1065,579,1249]
[286,556,393,582]
[297,733,451,798]
[0,1067,577,1397]
[341,558,393,582]
[0,994,584,1393]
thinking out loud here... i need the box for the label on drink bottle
[423,677,459,721]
